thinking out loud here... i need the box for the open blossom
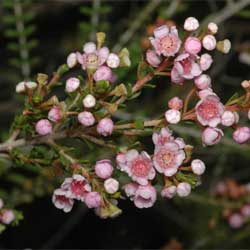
[161,186,177,199]
[97,117,114,136]
[168,97,183,110]
[153,141,185,177]
[95,159,113,179]
[172,53,202,82]
[77,42,109,70]
[35,119,52,135]
[195,95,224,127]
[123,182,139,200]
[184,17,199,31]
[202,127,223,146]
[52,188,74,213]
[177,182,191,197]
[184,37,202,55]
[228,213,244,229]
[152,127,173,148]
[134,184,157,209]
[48,106,62,123]
[150,25,181,57]
[84,192,102,208]
[233,127,250,144]
[61,174,91,201]
[118,150,155,185]
[146,49,162,67]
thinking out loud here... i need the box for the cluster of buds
[212,179,250,229]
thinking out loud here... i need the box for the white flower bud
[184,17,199,31]
[67,52,77,68]
[221,111,237,127]
[208,22,218,34]
[191,159,206,175]
[16,81,37,93]
[107,53,120,68]
[165,109,181,124]
[83,94,96,108]
[177,182,191,197]
[202,35,216,51]
[104,178,119,194]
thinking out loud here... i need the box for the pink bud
[221,111,237,127]
[241,80,250,89]
[208,22,218,34]
[107,53,120,68]
[78,111,95,127]
[146,50,161,67]
[194,74,211,90]
[124,182,138,199]
[228,213,244,229]
[177,182,191,197]
[202,127,223,146]
[233,127,250,144]
[93,66,112,82]
[67,52,77,68]
[97,117,114,136]
[199,53,213,71]
[202,35,216,51]
[168,97,183,110]
[65,77,80,93]
[48,106,62,123]
[184,17,199,31]
[191,159,205,175]
[165,109,181,124]
[83,42,96,54]
[116,153,126,165]
[35,119,52,135]
[104,178,119,194]
[84,192,101,208]
[161,186,177,199]
[1,209,15,224]
[184,37,202,55]
[95,159,113,179]
[241,204,250,218]
[0,199,4,209]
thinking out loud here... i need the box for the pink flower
[0,209,15,224]
[184,17,199,31]
[197,88,215,99]
[153,142,185,177]
[233,127,250,144]
[123,182,139,200]
[202,127,223,146]
[65,77,80,93]
[97,117,114,136]
[171,67,184,85]
[165,109,181,124]
[93,66,112,82]
[194,74,211,90]
[118,150,155,185]
[52,188,74,213]
[195,95,224,127]
[48,106,62,123]
[168,97,183,110]
[161,186,177,198]
[199,53,213,71]
[104,178,119,194]
[150,25,181,57]
[202,35,216,51]
[241,204,250,218]
[35,119,52,135]
[177,182,191,197]
[78,111,95,127]
[84,192,102,208]
[146,49,162,67]
[116,152,127,170]
[191,159,206,175]
[152,127,174,147]
[228,213,244,229]
[95,159,113,179]
[221,111,237,127]
[184,37,202,55]
[172,53,202,81]
[134,184,157,208]
[62,174,91,201]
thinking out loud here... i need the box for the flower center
[57,195,69,203]
[131,158,150,177]
[198,101,219,119]
[71,181,87,196]
[180,58,192,74]
[156,148,175,168]
[86,53,98,67]
[160,35,175,50]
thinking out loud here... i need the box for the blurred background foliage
[0,0,250,249]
